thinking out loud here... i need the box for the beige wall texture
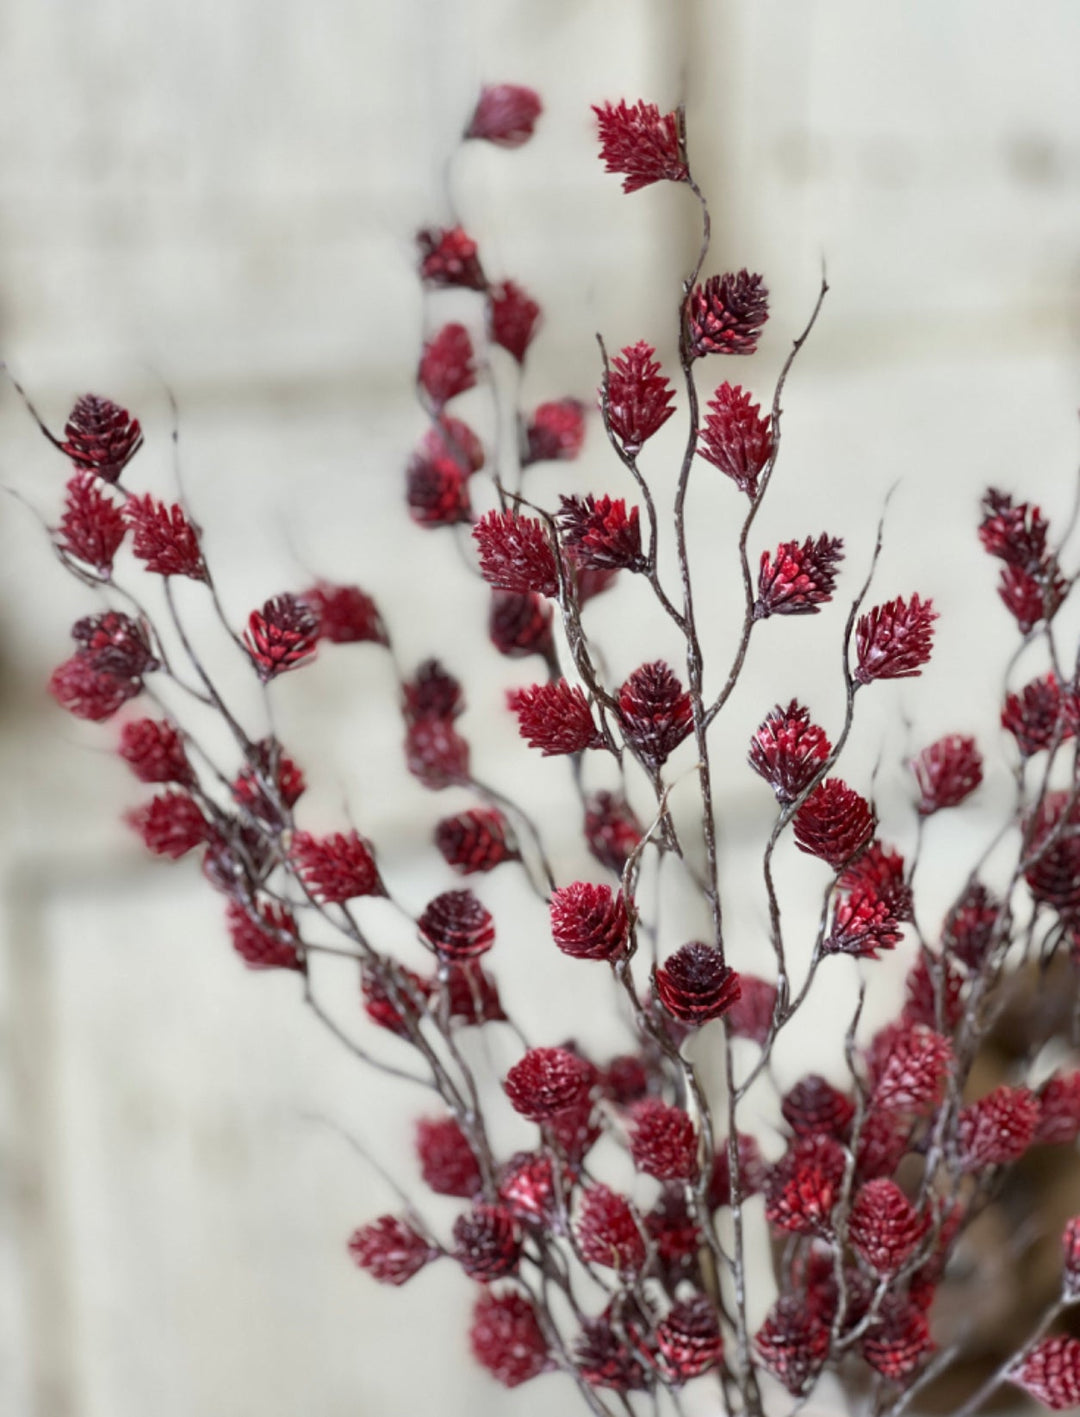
[1,2,1078,1414]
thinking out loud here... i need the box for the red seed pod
[498,1151,560,1224]
[507,680,603,756]
[405,453,472,527]
[725,975,778,1046]
[557,494,645,573]
[1001,673,1071,757]
[854,594,937,684]
[487,280,541,363]
[1062,1216,1080,1301]
[583,791,644,875]
[469,1288,551,1389]
[764,1134,846,1237]
[465,84,543,148]
[504,1046,594,1122]
[979,488,1050,567]
[575,1315,650,1393]
[56,471,127,574]
[72,610,158,679]
[825,883,905,960]
[127,791,209,859]
[417,889,494,960]
[901,952,965,1031]
[416,225,486,291]
[592,99,687,194]
[942,879,1003,969]
[123,494,207,580]
[910,734,983,815]
[601,1054,650,1107]
[755,1297,830,1396]
[60,393,143,483]
[119,719,195,787]
[1035,1071,1080,1145]
[523,398,586,465]
[956,1085,1039,1171]
[688,270,769,358]
[1010,1336,1080,1412]
[576,1184,646,1273]
[347,1215,436,1286]
[360,963,429,1038]
[473,508,559,597]
[301,582,388,646]
[452,1204,521,1281]
[418,323,476,407]
[867,1023,952,1115]
[243,594,320,682]
[862,1298,934,1381]
[697,383,773,495]
[794,778,875,870]
[422,415,485,475]
[854,1109,910,1184]
[755,535,845,618]
[438,962,506,1026]
[707,1132,767,1208]
[404,717,470,789]
[435,808,518,874]
[225,898,304,972]
[849,1179,929,1274]
[488,589,554,659]
[656,1296,723,1382]
[232,738,306,826]
[998,559,1066,634]
[840,840,913,921]
[628,1098,697,1180]
[781,1075,855,1141]
[291,830,383,902]
[618,660,693,767]
[549,882,630,962]
[49,654,141,721]
[655,942,741,1026]
[748,700,831,805]
[403,659,463,723]
[1025,791,1080,914]
[415,1116,482,1199]
[645,1187,701,1282]
[603,341,677,456]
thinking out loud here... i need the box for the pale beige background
[1,2,1078,1414]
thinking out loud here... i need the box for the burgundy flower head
[60,393,143,484]
[361,963,429,1038]
[854,594,937,684]
[123,495,206,580]
[576,1184,645,1272]
[1001,673,1072,757]
[575,1315,649,1393]
[755,1297,830,1396]
[603,341,676,456]
[119,718,195,787]
[435,808,518,875]
[557,494,645,573]
[780,1075,854,1141]
[465,84,543,148]
[628,1098,697,1179]
[956,1084,1039,1171]
[488,280,541,363]
[618,660,693,767]
[979,488,1050,568]
[416,226,486,291]
[654,942,740,1026]
[56,471,126,575]
[868,1023,952,1115]
[549,882,630,961]
[504,1046,593,1122]
[405,452,472,527]
[725,974,778,1046]
[291,830,383,902]
[825,882,905,959]
[452,1204,521,1281]
[793,778,875,870]
[498,1151,561,1224]
[225,898,304,972]
[49,655,140,721]
[487,591,552,665]
[523,398,586,465]
[862,1298,934,1380]
[656,1296,723,1382]
[469,1288,551,1389]
[243,594,319,682]
[405,718,470,789]
[1010,1336,1080,1412]
[474,509,558,597]
[902,951,964,1031]
[232,738,306,826]
[72,610,158,679]
[942,879,1002,969]
[302,582,388,646]
[749,700,831,804]
[849,1179,928,1274]
[765,1134,846,1236]
[688,271,769,358]
[422,414,485,474]
[418,889,495,960]
[910,734,983,815]
[998,559,1067,634]
[840,840,913,921]
[127,791,209,859]
[697,382,773,495]
[403,658,463,722]
[507,680,603,755]
[1025,791,1080,914]
[415,1115,482,1198]
[418,323,476,407]
[755,535,844,618]
[601,1054,650,1107]
[348,1216,436,1287]
[592,99,687,194]
[583,791,644,875]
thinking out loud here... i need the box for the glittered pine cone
[628,1098,697,1180]
[687,270,769,357]
[724,974,777,1046]
[469,1288,551,1389]
[452,1204,521,1281]
[497,1151,561,1224]
[780,1074,855,1141]
[574,1316,650,1393]
[618,660,693,768]
[361,963,430,1037]
[488,589,554,659]
[549,881,630,961]
[290,830,383,902]
[118,718,195,787]
[348,1215,436,1286]
[61,393,143,483]
[415,1115,482,1199]
[404,717,470,789]
[955,1084,1039,1171]
[1010,1336,1080,1412]
[504,1046,594,1122]
[848,1178,928,1275]
[754,1297,830,1396]
[301,582,388,645]
[764,1134,846,1237]
[654,942,740,1026]
[576,1184,646,1273]
[656,1295,723,1381]
[72,610,158,678]
[56,471,127,575]
[243,593,320,682]
[793,777,875,870]
[583,791,644,874]
[434,808,519,874]
[861,1297,933,1381]
[748,700,832,804]
[417,889,495,960]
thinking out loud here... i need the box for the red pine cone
[439,962,507,1026]
[465,84,543,148]
[549,882,630,961]
[469,1288,551,1389]
[911,734,983,815]
[418,323,476,407]
[405,452,472,527]
[862,1298,934,1380]
[697,382,773,495]
[707,1132,767,1208]
[794,778,875,870]
[56,471,126,574]
[601,1055,650,1107]
[504,1046,594,1122]
[688,271,769,358]
[243,594,320,682]
[60,393,143,483]
[361,963,429,1037]
[403,658,464,722]
[415,1116,482,1198]
[576,1184,646,1272]
[488,280,541,363]
[1002,673,1072,757]
[628,1098,697,1179]
[618,660,693,767]
[979,488,1050,568]
[725,974,778,1046]
[557,494,645,572]
[603,340,676,456]
[854,594,937,684]
[348,1215,436,1286]
[997,558,1067,635]
[765,1134,846,1237]
[848,1179,928,1274]
[655,942,740,1025]
[1035,1072,1080,1145]
[956,1085,1039,1171]
[1062,1216,1080,1302]
[232,738,306,826]
[498,1151,561,1223]
[473,509,559,597]
[507,680,602,755]
[748,700,832,804]
[453,1204,521,1280]
[127,791,209,858]
[840,840,913,921]
[942,880,1002,969]
[123,494,207,580]
[523,399,586,465]
[1025,791,1080,914]
[545,1097,601,1168]
[225,898,304,971]
[301,582,388,646]
[435,808,518,874]
[755,535,844,618]
[901,952,965,1032]
[72,611,158,678]
[583,791,644,874]
[416,225,486,290]
[854,1110,910,1184]
[488,589,554,659]
[291,830,383,902]
[825,882,905,959]
[575,1316,649,1393]
[592,99,687,194]
[422,414,485,474]
[867,1023,952,1115]
[417,889,495,960]
[755,1297,830,1396]
[646,1186,702,1278]
[656,1296,723,1381]
[404,718,470,789]
[119,719,195,786]
[49,654,141,721]
[1010,1336,1080,1412]
[781,1075,855,1141]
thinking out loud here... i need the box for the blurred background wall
[0,1,1078,1414]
